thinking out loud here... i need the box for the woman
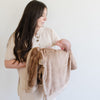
[4,0,71,100]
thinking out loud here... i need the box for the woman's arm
[4,59,26,69]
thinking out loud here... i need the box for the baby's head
[55,39,65,50]
[56,39,71,51]
[51,39,64,50]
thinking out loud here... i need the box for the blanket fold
[25,47,77,100]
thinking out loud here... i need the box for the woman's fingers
[56,42,63,47]
[56,42,64,50]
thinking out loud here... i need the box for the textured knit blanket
[25,47,77,100]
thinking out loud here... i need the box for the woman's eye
[42,15,45,17]
[42,14,47,17]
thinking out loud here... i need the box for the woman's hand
[4,59,26,69]
[56,39,71,52]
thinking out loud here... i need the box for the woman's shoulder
[7,32,15,46]
[8,32,15,40]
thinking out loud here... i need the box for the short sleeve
[5,33,16,60]
[51,29,61,46]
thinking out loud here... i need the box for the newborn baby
[51,39,71,51]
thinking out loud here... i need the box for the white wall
[0,0,100,100]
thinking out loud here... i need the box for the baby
[52,39,71,52]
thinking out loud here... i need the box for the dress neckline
[34,26,44,37]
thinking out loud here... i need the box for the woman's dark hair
[13,0,47,62]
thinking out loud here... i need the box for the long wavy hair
[13,0,47,62]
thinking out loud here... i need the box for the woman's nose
[44,17,47,21]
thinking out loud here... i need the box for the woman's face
[37,8,47,27]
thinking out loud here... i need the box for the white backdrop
[0,0,100,100]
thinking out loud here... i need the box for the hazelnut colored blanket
[25,47,77,100]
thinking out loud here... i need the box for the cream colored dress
[5,26,60,100]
